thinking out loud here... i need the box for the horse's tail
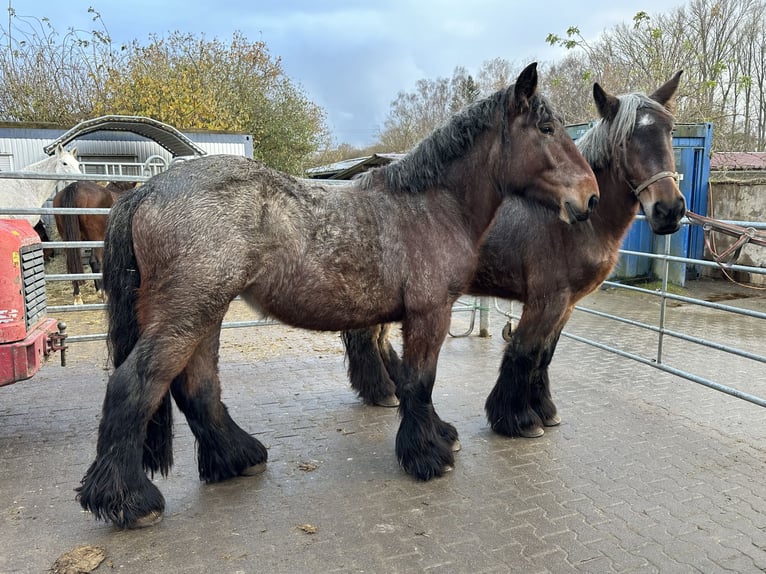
[104,187,175,477]
[55,183,84,282]
[102,189,149,369]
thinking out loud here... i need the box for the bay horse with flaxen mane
[53,180,138,305]
[342,72,686,439]
[76,63,599,529]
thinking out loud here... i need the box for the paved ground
[1,280,765,573]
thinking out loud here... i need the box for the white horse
[0,145,81,226]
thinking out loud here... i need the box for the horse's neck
[445,152,504,243]
[590,168,641,244]
[457,178,503,243]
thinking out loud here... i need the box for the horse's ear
[593,82,620,122]
[650,70,682,111]
[70,146,78,157]
[513,62,538,108]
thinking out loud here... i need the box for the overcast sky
[18,0,680,147]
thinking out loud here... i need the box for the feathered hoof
[240,462,267,476]
[73,295,84,306]
[452,439,462,452]
[127,510,163,529]
[375,394,400,408]
[543,414,561,427]
[519,426,545,438]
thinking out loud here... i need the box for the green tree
[0,6,329,174]
[95,31,328,173]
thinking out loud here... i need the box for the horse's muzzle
[564,194,599,223]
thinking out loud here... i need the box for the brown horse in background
[53,180,137,305]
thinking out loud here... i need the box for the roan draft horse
[53,180,138,305]
[76,62,599,529]
[342,73,687,439]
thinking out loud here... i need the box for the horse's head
[500,63,599,224]
[53,144,82,176]
[593,72,686,234]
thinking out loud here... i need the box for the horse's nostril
[588,195,599,212]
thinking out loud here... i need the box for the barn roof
[42,115,206,157]
[307,153,404,179]
[710,151,766,170]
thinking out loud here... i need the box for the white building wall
[0,125,252,170]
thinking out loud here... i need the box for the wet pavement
[1,282,765,573]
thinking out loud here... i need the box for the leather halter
[631,171,680,198]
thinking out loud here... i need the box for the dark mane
[358,87,556,194]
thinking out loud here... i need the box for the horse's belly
[243,265,403,332]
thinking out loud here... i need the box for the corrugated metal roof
[307,153,404,179]
[710,151,766,170]
[42,115,206,157]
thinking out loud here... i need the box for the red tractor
[0,219,67,386]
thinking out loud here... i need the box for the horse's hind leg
[395,309,459,480]
[171,327,267,482]
[342,325,399,407]
[72,280,83,306]
[143,391,174,477]
[89,246,105,299]
[77,337,185,529]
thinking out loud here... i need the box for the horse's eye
[540,124,554,135]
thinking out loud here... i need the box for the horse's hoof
[73,296,84,306]
[127,510,163,529]
[452,439,462,452]
[543,414,561,427]
[241,462,267,476]
[520,426,545,438]
[375,394,400,408]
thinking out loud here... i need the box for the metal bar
[573,306,765,363]
[0,207,111,216]
[65,318,280,344]
[562,332,766,408]
[0,172,146,183]
[601,281,766,320]
[620,249,763,273]
[657,234,671,363]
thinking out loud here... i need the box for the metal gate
[1,172,763,408]
[454,217,766,409]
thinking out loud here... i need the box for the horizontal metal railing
[3,194,764,407]
[491,216,765,408]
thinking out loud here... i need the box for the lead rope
[686,211,766,291]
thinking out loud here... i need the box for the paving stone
[0,285,764,573]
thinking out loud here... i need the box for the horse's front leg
[485,297,568,438]
[170,327,267,482]
[529,327,565,428]
[395,309,458,480]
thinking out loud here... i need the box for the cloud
[18,0,679,147]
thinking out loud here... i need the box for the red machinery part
[0,219,64,386]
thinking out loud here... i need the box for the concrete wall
[704,170,766,286]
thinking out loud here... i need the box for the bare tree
[545,0,766,151]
